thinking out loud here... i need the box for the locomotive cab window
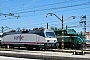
[45,32,56,38]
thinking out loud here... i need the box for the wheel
[44,44,47,50]
[36,46,40,50]
[26,45,33,50]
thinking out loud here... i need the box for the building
[86,32,90,40]
[86,32,90,45]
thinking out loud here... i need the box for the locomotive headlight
[47,40,50,42]
[54,40,56,42]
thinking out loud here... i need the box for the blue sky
[0,0,90,32]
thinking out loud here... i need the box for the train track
[0,47,90,54]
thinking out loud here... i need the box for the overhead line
[1,0,80,12]
[0,0,13,6]
[12,2,90,14]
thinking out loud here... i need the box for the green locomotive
[54,28,86,49]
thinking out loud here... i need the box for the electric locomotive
[1,28,58,50]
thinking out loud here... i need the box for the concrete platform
[0,50,90,60]
[51,48,90,54]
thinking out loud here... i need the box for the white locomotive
[1,28,58,50]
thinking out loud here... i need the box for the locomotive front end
[44,29,59,49]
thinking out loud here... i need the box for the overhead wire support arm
[46,13,62,21]
[0,13,20,19]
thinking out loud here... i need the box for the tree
[50,26,58,30]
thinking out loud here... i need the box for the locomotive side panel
[1,34,46,45]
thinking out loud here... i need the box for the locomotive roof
[3,28,54,36]
[3,29,45,36]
